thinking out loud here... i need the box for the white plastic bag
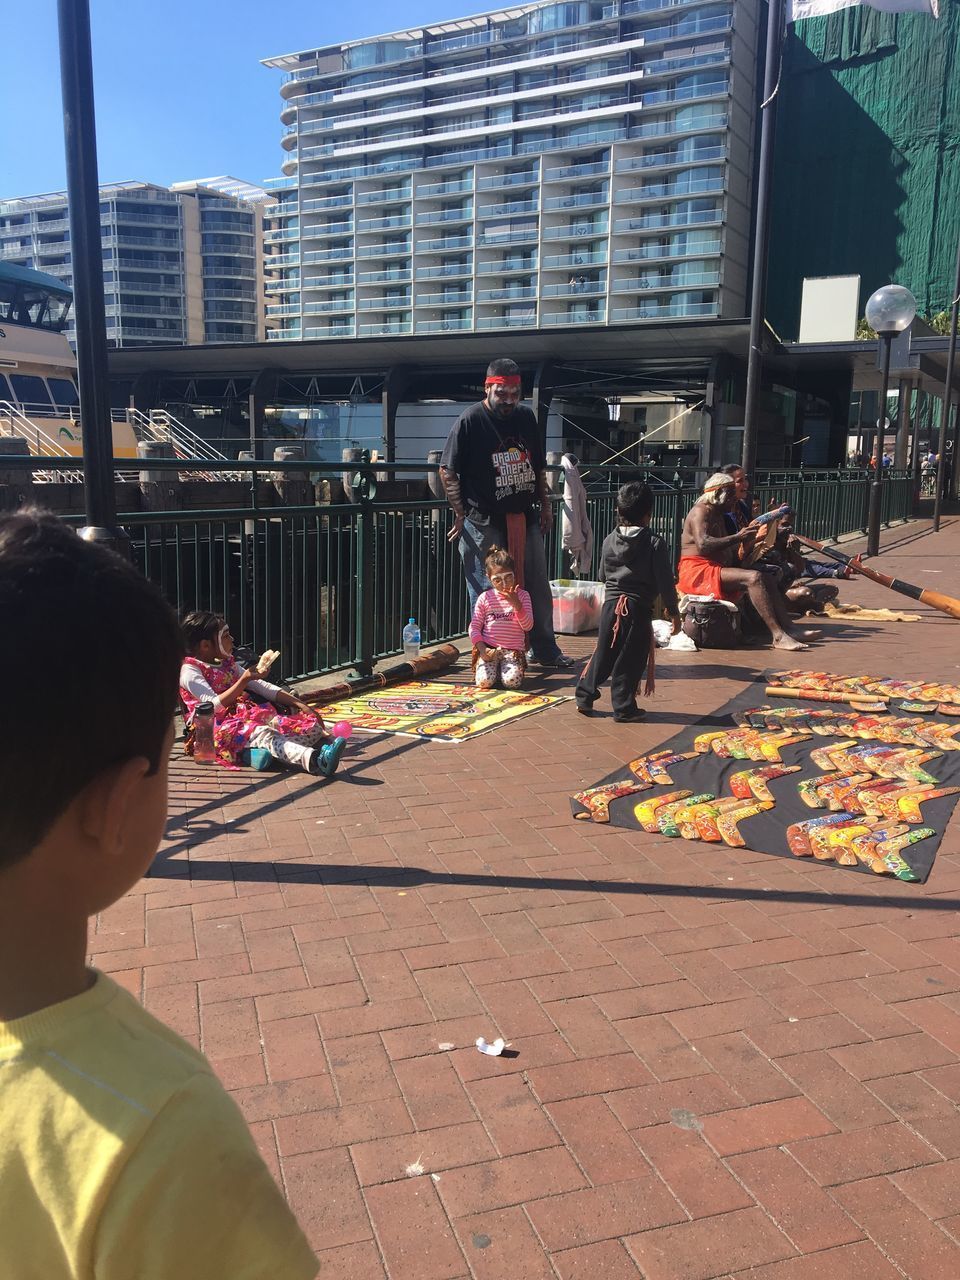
[652,619,673,647]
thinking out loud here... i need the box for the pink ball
[332,720,353,740]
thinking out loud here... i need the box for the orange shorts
[677,556,741,602]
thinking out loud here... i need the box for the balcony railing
[543,160,610,182]
[476,169,539,190]
[616,145,726,174]
[415,178,474,197]
[541,309,606,325]
[476,286,537,301]
[356,214,412,232]
[301,221,355,237]
[628,112,727,143]
[357,268,412,284]
[616,177,725,202]
[476,259,537,274]
[415,263,473,279]
[415,234,473,252]
[303,273,354,288]
[543,192,608,212]
[301,194,355,211]
[301,247,354,263]
[612,270,720,291]
[613,207,722,232]
[356,186,412,206]
[476,314,537,329]
[417,317,473,332]
[541,280,606,297]
[612,238,721,264]
[357,296,411,310]
[611,301,719,319]
[477,228,539,246]
[358,321,413,335]
[415,290,472,305]
[356,242,410,258]
[541,251,607,269]
[303,325,355,338]
[541,224,607,242]
[415,208,473,226]
[304,299,355,314]
[477,200,538,218]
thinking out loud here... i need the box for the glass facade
[0,181,266,348]
[263,0,756,340]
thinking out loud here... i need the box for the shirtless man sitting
[677,472,816,652]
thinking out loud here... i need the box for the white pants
[247,720,324,771]
[475,649,525,690]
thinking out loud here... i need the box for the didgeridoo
[303,643,460,705]
[794,534,960,621]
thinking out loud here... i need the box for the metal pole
[934,234,960,530]
[57,0,125,549]
[866,334,892,556]
[741,0,785,476]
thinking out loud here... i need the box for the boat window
[47,377,80,407]
[0,374,12,402]
[10,374,54,409]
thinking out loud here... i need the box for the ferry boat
[0,261,138,459]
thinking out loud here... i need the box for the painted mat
[321,680,569,741]
[570,672,960,883]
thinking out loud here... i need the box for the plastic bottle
[402,616,421,659]
[193,701,217,764]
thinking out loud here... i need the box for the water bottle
[193,701,217,764]
[402,616,421,659]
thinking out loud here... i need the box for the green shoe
[311,737,346,778]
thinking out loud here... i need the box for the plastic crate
[550,578,605,634]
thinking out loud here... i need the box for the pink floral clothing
[179,655,322,767]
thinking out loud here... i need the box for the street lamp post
[864,285,917,557]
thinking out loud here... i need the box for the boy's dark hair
[0,510,182,869]
[484,544,516,574]
[616,481,654,525]
[181,610,225,654]
[486,357,521,379]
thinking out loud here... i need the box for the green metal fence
[14,457,912,682]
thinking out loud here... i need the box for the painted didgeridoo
[792,534,960,621]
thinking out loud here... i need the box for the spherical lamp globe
[865,284,917,337]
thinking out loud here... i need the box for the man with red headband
[440,357,574,668]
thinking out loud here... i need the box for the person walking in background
[576,481,681,723]
[468,545,533,689]
[440,356,574,668]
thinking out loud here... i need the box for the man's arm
[439,466,466,542]
[687,504,754,556]
[537,468,553,533]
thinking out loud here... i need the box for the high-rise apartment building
[0,178,268,348]
[262,0,759,342]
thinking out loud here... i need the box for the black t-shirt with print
[440,401,545,516]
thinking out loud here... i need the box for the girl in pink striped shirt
[468,546,534,689]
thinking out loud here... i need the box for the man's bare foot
[772,632,809,651]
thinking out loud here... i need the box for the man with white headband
[677,473,816,651]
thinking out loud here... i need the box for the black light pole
[864,283,916,557]
[934,235,960,530]
[741,0,785,476]
[57,0,125,550]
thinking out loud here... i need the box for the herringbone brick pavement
[93,517,960,1279]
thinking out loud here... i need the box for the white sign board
[799,275,861,344]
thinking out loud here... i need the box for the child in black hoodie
[575,481,681,723]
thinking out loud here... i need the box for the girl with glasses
[468,546,534,690]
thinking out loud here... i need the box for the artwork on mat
[570,672,960,883]
[320,680,569,741]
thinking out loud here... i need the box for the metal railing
[4,457,913,683]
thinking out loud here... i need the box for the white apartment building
[262,0,759,342]
[0,178,268,348]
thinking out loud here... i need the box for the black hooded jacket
[600,525,679,614]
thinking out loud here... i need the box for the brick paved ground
[94,514,960,1279]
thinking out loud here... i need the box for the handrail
[0,401,82,482]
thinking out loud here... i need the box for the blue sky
[3,0,476,198]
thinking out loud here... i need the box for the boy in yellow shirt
[0,511,317,1280]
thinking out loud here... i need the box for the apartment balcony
[358,321,412,336]
[301,221,355,238]
[415,290,472,306]
[357,296,411,311]
[629,112,728,143]
[264,280,301,294]
[117,324,185,340]
[204,284,257,300]
[356,186,412,205]
[105,303,183,318]
[114,233,183,250]
[356,242,410,259]
[613,207,722,232]
[415,208,473,227]
[415,234,472,253]
[516,125,627,154]
[476,200,538,219]
[264,252,301,267]
[615,177,725,203]
[477,228,539,247]
[541,224,608,243]
[642,80,729,108]
[476,314,538,330]
[415,263,473,280]
[302,247,354,263]
[476,259,537,275]
[119,256,186,272]
[301,194,354,212]
[303,273,353,288]
[543,160,610,183]
[424,143,512,169]
[415,178,473,198]
[543,192,608,212]
[357,268,411,284]
[475,286,537,302]
[303,324,356,338]
[541,251,607,269]
[541,309,606,326]
[611,301,719,319]
[266,303,302,317]
[304,299,355,314]
[417,317,473,332]
[612,270,720,291]
[32,218,71,233]
[641,50,731,82]
[356,214,412,232]
[615,145,726,174]
[637,12,732,48]
[0,245,29,259]
[263,228,300,243]
[541,280,606,298]
[116,277,183,294]
[476,169,539,191]
[267,328,302,340]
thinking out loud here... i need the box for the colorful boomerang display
[771,670,960,708]
[792,534,960,621]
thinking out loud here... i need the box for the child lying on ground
[468,545,534,689]
[0,510,317,1279]
[180,610,345,776]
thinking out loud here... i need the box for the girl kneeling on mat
[468,546,533,690]
[179,611,346,776]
